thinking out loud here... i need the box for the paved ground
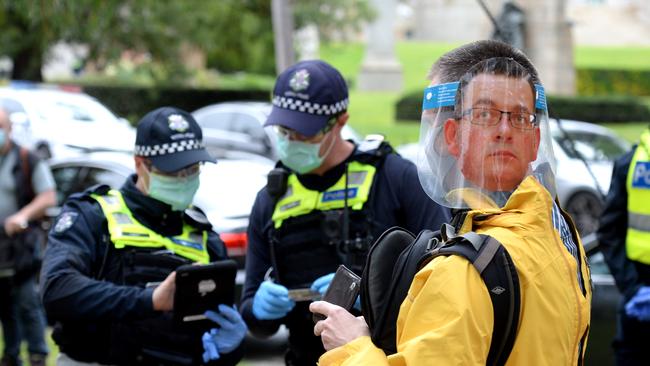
[239,326,288,366]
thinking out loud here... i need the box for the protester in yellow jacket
[310,40,592,365]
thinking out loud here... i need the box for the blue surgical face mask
[146,170,200,211]
[276,133,335,174]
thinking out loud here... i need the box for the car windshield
[554,131,629,162]
[33,93,120,124]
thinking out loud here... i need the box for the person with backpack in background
[310,40,592,365]
[0,107,56,366]
[597,124,650,366]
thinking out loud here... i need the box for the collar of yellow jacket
[455,176,554,234]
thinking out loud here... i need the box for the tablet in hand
[173,260,237,328]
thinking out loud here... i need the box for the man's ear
[134,156,145,169]
[336,112,349,127]
[532,127,541,161]
[444,118,460,157]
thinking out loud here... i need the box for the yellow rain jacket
[319,177,592,366]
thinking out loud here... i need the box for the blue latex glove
[625,286,650,321]
[353,295,361,311]
[311,272,335,295]
[252,281,295,320]
[202,331,220,362]
[202,305,247,362]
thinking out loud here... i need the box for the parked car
[396,118,630,236]
[46,150,274,299]
[550,119,630,235]
[192,101,362,160]
[0,86,135,158]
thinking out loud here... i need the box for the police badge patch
[54,212,78,234]
[289,69,310,92]
[168,114,190,132]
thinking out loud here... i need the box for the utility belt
[270,208,373,289]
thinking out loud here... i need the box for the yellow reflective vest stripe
[92,190,210,264]
[271,161,376,228]
[626,129,650,264]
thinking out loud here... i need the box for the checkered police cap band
[272,95,349,116]
[134,139,204,157]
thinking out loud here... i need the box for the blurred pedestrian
[598,124,650,366]
[310,40,592,365]
[239,59,450,365]
[0,107,56,366]
[40,107,246,365]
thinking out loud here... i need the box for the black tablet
[173,259,237,328]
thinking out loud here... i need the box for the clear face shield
[417,57,556,210]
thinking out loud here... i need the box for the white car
[192,101,362,160]
[396,119,630,236]
[0,87,135,158]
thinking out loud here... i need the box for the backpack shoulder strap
[13,145,36,207]
[423,232,520,366]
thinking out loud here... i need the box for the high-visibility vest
[92,189,210,264]
[271,160,377,229]
[626,129,650,264]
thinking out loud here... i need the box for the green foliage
[577,68,650,96]
[82,84,269,123]
[0,1,375,82]
[547,95,650,123]
[201,1,276,75]
[294,0,375,42]
[393,89,423,122]
[393,92,650,124]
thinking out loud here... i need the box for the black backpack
[360,223,521,366]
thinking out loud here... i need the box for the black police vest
[269,142,391,288]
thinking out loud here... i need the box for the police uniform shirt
[40,174,238,365]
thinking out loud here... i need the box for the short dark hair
[428,40,541,116]
[428,40,540,85]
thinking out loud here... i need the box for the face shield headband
[416,59,556,210]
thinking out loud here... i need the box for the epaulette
[69,184,111,201]
[184,205,213,230]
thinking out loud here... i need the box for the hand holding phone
[312,265,361,324]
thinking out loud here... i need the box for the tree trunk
[11,45,44,82]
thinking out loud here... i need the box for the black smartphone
[173,259,237,328]
[312,265,361,323]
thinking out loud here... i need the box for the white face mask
[276,132,336,174]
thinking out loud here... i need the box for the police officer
[239,60,450,365]
[598,125,650,366]
[40,107,247,366]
